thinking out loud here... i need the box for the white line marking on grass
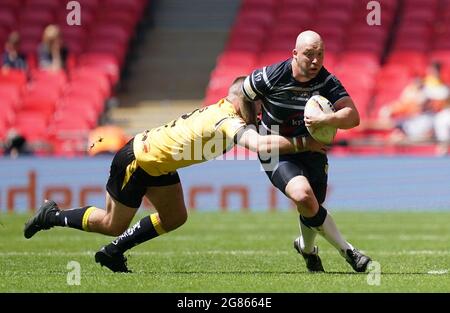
[362,235,449,241]
[427,270,448,275]
[1,250,449,257]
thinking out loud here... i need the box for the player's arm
[235,126,327,154]
[235,126,299,154]
[306,72,360,130]
[305,96,360,130]
[326,96,360,129]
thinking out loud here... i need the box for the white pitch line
[0,250,449,257]
[427,270,448,275]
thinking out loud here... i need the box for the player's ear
[239,97,257,126]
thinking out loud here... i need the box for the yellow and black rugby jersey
[133,98,246,176]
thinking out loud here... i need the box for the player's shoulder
[209,100,241,123]
[318,66,344,85]
[266,58,292,78]
[253,58,292,79]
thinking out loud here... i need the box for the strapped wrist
[302,136,307,150]
[292,137,300,152]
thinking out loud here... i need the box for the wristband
[302,136,307,150]
[293,137,300,152]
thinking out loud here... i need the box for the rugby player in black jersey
[243,30,371,273]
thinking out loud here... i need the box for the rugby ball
[304,95,337,144]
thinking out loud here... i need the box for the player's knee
[288,188,315,207]
[172,210,188,229]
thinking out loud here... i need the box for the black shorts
[106,139,181,208]
[260,152,328,204]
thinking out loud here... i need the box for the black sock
[52,206,93,231]
[106,214,165,255]
[300,205,328,228]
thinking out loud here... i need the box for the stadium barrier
[0,156,449,212]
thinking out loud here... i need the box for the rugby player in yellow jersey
[23,77,327,273]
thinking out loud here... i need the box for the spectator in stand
[1,31,27,71]
[378,77,427,121]
[37,25,68,71]
[363,75,439,144]
[434,98,450,156]
[3,129,33,159]
[423,61,450,112]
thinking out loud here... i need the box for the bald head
[295,30,323,50]
[292,30,324,82]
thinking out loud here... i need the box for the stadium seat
[76,53,120,86]
[70,67,111,98]
[258,51,292,68]
[216,51,257,68]
[0,84,21,109]
[75,0,99,11]
[0,99,16,126]
[0,10,16,32]
[19,9,55,26]
[386,51,427,76]
[14,111,48,141]
[431,50,450,66]
[0,70,27,88]
[25,0,61,10]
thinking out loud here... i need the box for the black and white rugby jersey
[243,58,350,137]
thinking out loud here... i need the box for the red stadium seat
[431,50,450,66]
[0,99,16,126]
[386,51,427,76]
[54,101,98,128]
[228,27,266,45]
[258,51,292,68]
[338,52,380,74]
[235,9,274,29]
[0,0,23,11]
[14,111,48,141]
[375,64,412,92]
[0,84,21,109]
[76,53,120,85]
[19,9,55,26]
[19,25,46,45]
[392,40,429,52]
[275,9,313,28]
[317,10,352,26]
[26,0,61,10]
[0,10,16,31]
[96,11,139,34]
[216,51,257,68]
[28,71,68,96]
[64,84,104,114]
[90,24,130,45]
[70,67,111,98]
[84,40,126,68]
[74,0,99,11]
[0,69,27,88]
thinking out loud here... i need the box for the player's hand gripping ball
[304,95,337,144]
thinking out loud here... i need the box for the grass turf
[0,211,449,292]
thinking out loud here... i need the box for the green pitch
[0,211,449,292]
